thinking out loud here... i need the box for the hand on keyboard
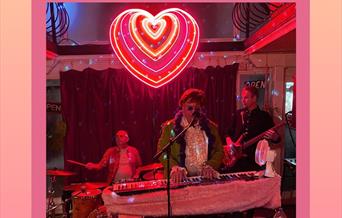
[201,164,219,180]
[170,166,187,183]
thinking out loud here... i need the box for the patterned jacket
[157,118,223,176]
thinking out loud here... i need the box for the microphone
[189,109,201,127]
[192,108,201,118]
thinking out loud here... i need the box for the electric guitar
[223,121,286,168]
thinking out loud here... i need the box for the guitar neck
[242,121,285,149]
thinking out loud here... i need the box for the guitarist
[226,86,281,173]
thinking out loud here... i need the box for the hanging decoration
[109,8,200,88]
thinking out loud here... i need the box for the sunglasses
[187,106,200,112]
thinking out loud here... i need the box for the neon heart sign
[109,8,200,88]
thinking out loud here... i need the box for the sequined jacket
[157,118,223,176]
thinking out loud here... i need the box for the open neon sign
[109,8,200,88]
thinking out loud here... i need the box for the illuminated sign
[47,102,62,113]
[109,8,199,88]
[244,80,265,89]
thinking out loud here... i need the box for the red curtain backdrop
[60,64,238,182]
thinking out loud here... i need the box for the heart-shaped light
[141,18,167,40]
[109,8,200,88]
[130,12,179,59]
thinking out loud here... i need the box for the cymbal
[47,169,76,177]
[64,182,108,191]
[137,163,163,172]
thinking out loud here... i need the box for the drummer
[86,130,142,184]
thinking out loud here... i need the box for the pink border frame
[32,1,309,217]
[32,1,45,218]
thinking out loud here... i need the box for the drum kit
[46,169,76,218]
[46,162,164,218]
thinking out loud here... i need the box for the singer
[157,88,223,183]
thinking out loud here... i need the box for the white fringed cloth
[102,175,281,216]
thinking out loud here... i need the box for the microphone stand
[153,115,197,218]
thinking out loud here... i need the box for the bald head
[115,130,129,147]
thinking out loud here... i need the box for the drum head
[72,189,103,218]
[65,182,107,191]
[72,189,102,198]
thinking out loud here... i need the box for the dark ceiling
[61,3,237,44]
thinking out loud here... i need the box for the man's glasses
[187,106,200,112]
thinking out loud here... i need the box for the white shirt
[114,148,133,181]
